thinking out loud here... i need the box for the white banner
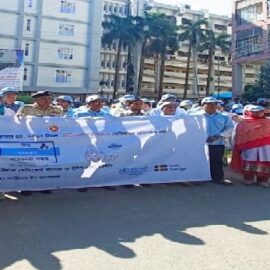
[0,116,211,191]
[0,49,24,90]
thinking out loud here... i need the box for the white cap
[1,86,18,95]
[56,95,73,103]
[119,95,136,102]
[180,100,193,108]
[231,104,244,110]
[244,105,264,112]
[160,94,177,102]
[201,97,218,105]
[160,101,179,109]
[86,94,105,104]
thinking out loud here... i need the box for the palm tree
[102,15,143,100]
[199,31,231,96]
[179,19,207,99]
[137,13,178,100]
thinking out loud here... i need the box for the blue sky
[156,0,232,16]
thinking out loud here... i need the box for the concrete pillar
[86,0,103,94]
[232,63,243,97]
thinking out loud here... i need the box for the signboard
[0,49,24,90]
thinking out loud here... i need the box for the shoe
[213,179,233,186]
[40,190,52,194]
[122,185,134,189]
[258,182,269,188]
[21,191,32,196]
[102,186,116,191]
[0,193,6,201]
[243,181,255,186]
[77,188,88,192]
[179,182,193,187]
[140,184,151,188]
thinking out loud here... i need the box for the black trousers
[208,145,225,182]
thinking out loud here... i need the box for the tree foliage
[178,19,207,99]
[242,61,270,102]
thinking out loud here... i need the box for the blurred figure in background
[1,86,24,115]
[56,95,74,117]
[231,105,270,188]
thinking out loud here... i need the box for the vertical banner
[0,49,24,90]
[0,116,211,191]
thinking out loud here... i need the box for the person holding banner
[1,86,24,115]
[159,101,179,116]
[197,97,234,186]
[122,97,145,116]
[231,105,270,187]
[55,95,74,117]
[20,90,63,117]
[72,95,111,118]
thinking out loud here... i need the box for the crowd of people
[0,86,270,200]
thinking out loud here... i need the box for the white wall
[0,0,20,11]
[21,40,36,62]
[0,13,18,36]
[39,42,87,66]
[23,16,38,38]
[0,38,17,50]
[23,64,33,86]
[24,0,39,13]
[40,18,88,44]
[42,0,89,22]
[37,66,85,88]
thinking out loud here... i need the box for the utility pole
[125,0,134,94]
[217,56,221,98]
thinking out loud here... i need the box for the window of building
[236,3,263,25]
[182,18,192,25]
[57,47,73,60]
[214,24,226,31]
[55,70,72,83]
[236,28,263,57]
[23,68,28,81]
[26,19,31,31]
[60,0,76,13]
[59,24,74,36]
[28,0,33,8]
[119,6,123,14]
[24,43,30,56]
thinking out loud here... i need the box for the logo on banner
[154,164,186,172]
[49,125,59,133]
[119,167,148,176]
[154,164,168,172]
[84,143,121,163]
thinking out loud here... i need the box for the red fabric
[231,117,270,172]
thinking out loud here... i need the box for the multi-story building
[140,2,250,100]
[0,0,103,98]
[232,0,270,96]
[100,0,145,98]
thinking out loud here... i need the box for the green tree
[199,31,231,96]
[102,15,143,100]
[137,13,178,99]
[179,19,207,99]
[242,61,270,101]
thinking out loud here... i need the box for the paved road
[1,169,270,270]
